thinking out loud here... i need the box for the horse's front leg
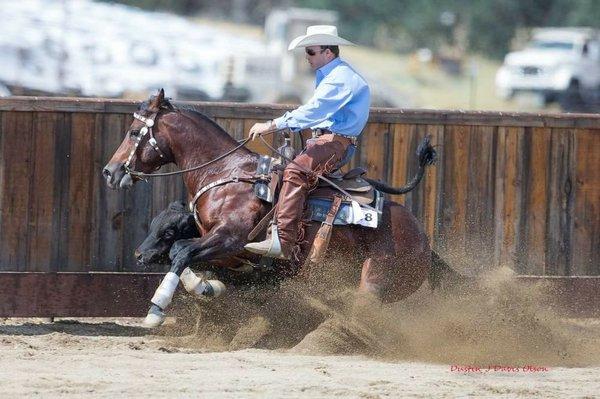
[143,230,241,328]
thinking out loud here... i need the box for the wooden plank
[2,97,600,129]
[360,122,388,181]
[65,113,96,271]
[150,169,183,219]
[465,125,496,271]
[513,127,532,274]
[545,129,576,276]
[50,113,71,271]
[493,127,507,267]
[437,125,470,265]
[28,113,59,271]
[497,127,524,270]
[572,129,600,275]
[389,124,413,205]
[0,272,598,317]
[0,272,166,317]
[89,114,105,270]
[0,112,33,271]
[93,113,126,271]
[123,184,153,272]
[522,127,551,274]
[214,117,245,141]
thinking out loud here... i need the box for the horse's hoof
[141,305,165,328]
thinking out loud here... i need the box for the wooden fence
[0,97,598,278]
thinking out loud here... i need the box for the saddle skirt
[313,167,373,205]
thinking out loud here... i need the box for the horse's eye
[129,129,140,137]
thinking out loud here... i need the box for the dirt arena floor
[2,267,600,398]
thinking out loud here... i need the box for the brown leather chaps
[276,133,350,255]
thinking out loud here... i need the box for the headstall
[124,111,166,173]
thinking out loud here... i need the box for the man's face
[305,45,332,70]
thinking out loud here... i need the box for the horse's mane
[138,96,229,136]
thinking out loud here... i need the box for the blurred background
[1,0,599,112]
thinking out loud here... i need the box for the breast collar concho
[124,112,166,173]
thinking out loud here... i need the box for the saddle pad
[307,198,378,228]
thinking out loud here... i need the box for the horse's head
[134,201,199,265]
[103,89,175,189]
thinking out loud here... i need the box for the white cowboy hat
[288,25,355,50]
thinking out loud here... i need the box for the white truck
[495,28,600,110]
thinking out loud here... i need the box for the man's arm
[249,120,276,140]
[248,81,353,140]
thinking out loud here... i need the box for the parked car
[496,28,600,109]
[0,83,11,97]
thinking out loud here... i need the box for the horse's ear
[149,88,165,110]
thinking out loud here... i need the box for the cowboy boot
[244,172,307,259]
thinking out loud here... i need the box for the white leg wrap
[180,268,225,298]
[180,267,201,292]
[205,280,226,298]
[150,272,180,310]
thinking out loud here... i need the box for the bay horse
[103,89,439,327]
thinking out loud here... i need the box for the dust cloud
[162,260,600,367]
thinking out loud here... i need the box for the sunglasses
[305,48,326,56]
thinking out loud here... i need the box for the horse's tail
[365,135,437,195]
[428,251,471,291]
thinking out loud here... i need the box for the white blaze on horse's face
[102,110,165,190]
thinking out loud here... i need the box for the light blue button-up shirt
[273,57,370,137]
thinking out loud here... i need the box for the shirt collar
[316,57,343,86]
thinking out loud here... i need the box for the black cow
[135,201,199,266]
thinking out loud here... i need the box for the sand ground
[1,318,598,398]
[2,268,599,398]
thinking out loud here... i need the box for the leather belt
[312,128,358,145]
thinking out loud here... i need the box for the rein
[124,109,284,178]
[127,136,254,178]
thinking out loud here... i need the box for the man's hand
[249,120,275,140]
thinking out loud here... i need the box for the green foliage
[102,0,600,59]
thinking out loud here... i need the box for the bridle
[123,111,166,176]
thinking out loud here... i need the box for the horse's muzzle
[102,162,133,189]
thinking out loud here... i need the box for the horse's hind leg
[358,255,429,304]
[358,258,385,300]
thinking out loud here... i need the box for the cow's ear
[179,213,198,237]
[168,201,186,211]
[185,213,196,229]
